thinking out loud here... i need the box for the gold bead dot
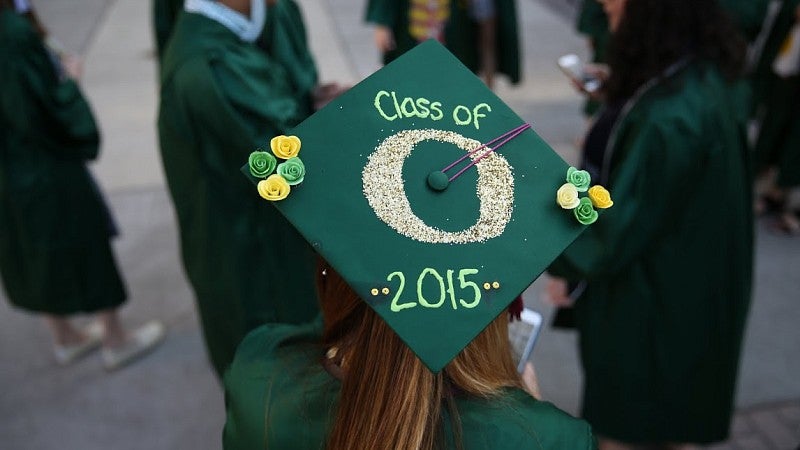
[492,281,500,289]
[371,288,379,296]
[381,287,390,295]
[483,282,491,290]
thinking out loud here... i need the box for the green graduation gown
[152,0,185,60]
[719,0,770,42]
[223,320,597,449]
[157,12,318,377]
[752,0,800,188]
[261,0,319,112]
[365,0,521,84]
[576,0,609,64]
[153,0,319,112]
[0,10,127,315]
[575,0,609,116]
[550,62,753,444]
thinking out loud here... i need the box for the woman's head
[315,258,521,450]
[603,0,746,102]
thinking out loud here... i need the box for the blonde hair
[317,259,523,450]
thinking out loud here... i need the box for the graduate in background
[547,0,752,447]
[157,0,321,378]
[0,0,165,370]
[152,0,342,108]
[365,0,521,88]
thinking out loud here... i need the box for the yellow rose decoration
[587,185,614,209]
[270,135,301,159]
[556,183,580,209]
[257,174,291,201]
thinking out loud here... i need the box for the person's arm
[8,29,99,160]
[475,9,496,89]
[365,0,401,52]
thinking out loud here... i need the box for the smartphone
[557,54,601,93]
[508,307,544,373]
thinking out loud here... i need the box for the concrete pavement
[1,0,798,449]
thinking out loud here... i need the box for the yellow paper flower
[588,185,614,209]
[556,183,580,209]
[270,135,301,159]
[257,174,291,201]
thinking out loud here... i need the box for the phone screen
[557,54,601,93]
[508,308,544,373]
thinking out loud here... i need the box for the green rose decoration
[249,150,277,178]
[574,197,598,225]
[276,157,305,186]
[566,166,591,192]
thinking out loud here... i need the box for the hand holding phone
[508,308,544,373]
[557,54,602,94]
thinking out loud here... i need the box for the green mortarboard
[243,41,612,372]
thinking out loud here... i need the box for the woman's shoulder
[644,63,733,113]
[228,317,323,371]
[625,63,741,140]
[223,318,330,450]
[456,389,596,449]
[0,11,43,59]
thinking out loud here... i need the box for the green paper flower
[276,157,305,186]
[574,197,598,225]
[249,151,277,178]
[566,166,591,192]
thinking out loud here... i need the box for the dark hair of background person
[0,0,47,37]
[314,258,523,450]
[605,0,747,103]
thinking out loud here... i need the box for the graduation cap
[243,40,612,372]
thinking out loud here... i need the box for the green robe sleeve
[576,0,608,38]
[365,0,402,27]
[5,26,99,161]
[260,0,318,112]
[175,52,303,172]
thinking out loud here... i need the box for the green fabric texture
[0,10,126,315]
[152,0,184,60]
[158,12,318,377]
[223,320,596,450]
[575,0,609,116]
[242,41,591,372]
[152,0,319,112]
[550,62,753,444]
[365,0,521,84]
[260,0,319,113]
[719,0,770,42]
